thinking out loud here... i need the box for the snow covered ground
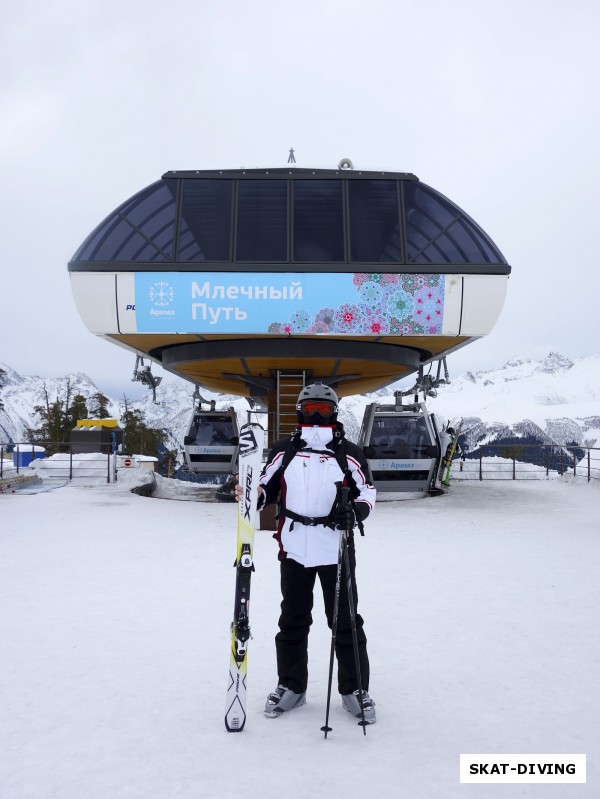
[1,476,598,798]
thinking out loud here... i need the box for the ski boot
[342,689,376,724]
[264,685,306,718]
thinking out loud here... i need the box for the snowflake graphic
[289,309,313,332]
[401,321,425,335]
[388,317,403,335]
[386,288,415,321]
[308,321,330,334]
[314,307,336,329]
[414,287,444,325]
[353,272,400,289]
[378,274,400,287]
[364,313,390,335]
[149,281,174,307]
[401,274,427,293]
[358,281,384,308]
[414,305,441,327]
[334,303,364,333]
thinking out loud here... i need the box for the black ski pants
[275,542,370,696]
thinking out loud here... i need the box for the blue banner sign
[134,272,444,335]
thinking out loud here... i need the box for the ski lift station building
[69,165,511,439]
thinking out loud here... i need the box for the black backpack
[273,430,365,536]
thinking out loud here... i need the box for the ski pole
[337,486,367,732]
[342,535,367,734]
[321,500,345,738]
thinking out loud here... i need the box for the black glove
[257,488,266,511]
[333,503,356,530]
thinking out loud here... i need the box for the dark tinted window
[189,415,235,446]
[178,180,233,261]
[349,180,401,262]
[236,180,287,261]
[369,416,432,457]
[403,182,501,264]
[74,180,177,261]
[293,180,344,261]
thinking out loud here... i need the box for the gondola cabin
[358,402,439,493]
[182,403,239,474]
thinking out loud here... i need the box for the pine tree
[67,393,88,428]
[88,391,112,419]
[27,379,89,454]
[0,367,5,412]
[120,396,167,457]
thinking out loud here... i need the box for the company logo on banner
[134,272,445,335]
[149,281,174,308]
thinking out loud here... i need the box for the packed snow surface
[1,476,598,798]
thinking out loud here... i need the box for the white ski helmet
[296,381,339,425]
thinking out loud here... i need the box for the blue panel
[133,271,445,335]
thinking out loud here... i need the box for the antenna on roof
[287,147,296,164]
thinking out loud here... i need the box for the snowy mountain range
[1,352,599,453]
[422,352,600,451]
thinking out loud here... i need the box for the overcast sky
[2,0,599,398]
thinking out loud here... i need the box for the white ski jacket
[260,426,376,568]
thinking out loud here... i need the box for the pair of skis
[441,419,464,486]
[223,426,367,736]
[224,422,263,732]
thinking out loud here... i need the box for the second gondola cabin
[182,402,239,475]
[358,401,439,493]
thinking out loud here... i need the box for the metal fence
[4,440,599,487]
[452,444,600,482]
[1,442,115,483]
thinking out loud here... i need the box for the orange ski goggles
[299,400,337,417]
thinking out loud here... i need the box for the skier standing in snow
[256,382,377,723]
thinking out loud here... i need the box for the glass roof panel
[73,180,177,262]
[293,180,344,262]
[70,172,507,271]
[403,182,503,265]
[236,180,287,262]
[349,180,402,263]
[177,179,233,262]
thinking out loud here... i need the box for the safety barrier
[452,444,600,482]
[1,442,115,483]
